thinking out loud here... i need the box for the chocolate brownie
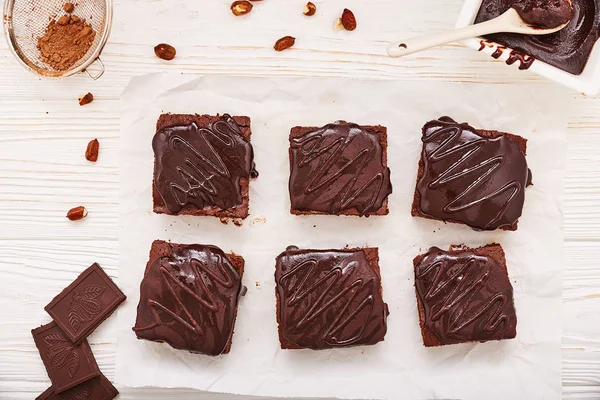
[153,114,258,219]
[275,246,389,350]
[413,244,517,347]
[289,121,392,216]
[412,116,531,231]
[133,240,245,355]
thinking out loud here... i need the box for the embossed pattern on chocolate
[413,244,517,346]
[32,322,101,393]
[133,240,244,356]
[153,114,256,214]
[289,121,392,216]
[45,263,126,345]
[36,374,119,400]
[275,247,388,350]
[414,116,531,231]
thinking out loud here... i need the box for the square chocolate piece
[152,113,257,219]
[275,246,388,350]
[289,121,392,216]
[45,263,126,345]
[412,116,531,231]
[32,322,101,393]
[413,243,517,347]
[36,374,118,400]
[133,240,245,355]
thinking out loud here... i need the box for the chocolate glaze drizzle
[153,114,256,214]
[289,121,392,216]
[416,117,531,231]
[476,0,600,75]
[133,244,243,355]
[414,246,517,345]
[275,248,388,349]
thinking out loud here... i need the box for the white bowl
[456,0,600,95]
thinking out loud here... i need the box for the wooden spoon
[387,8,570,58]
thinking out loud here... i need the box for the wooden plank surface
[0,0,599,398]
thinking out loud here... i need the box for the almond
[66,206,88,221]
[85,138,99,162]
[274,36,295,51]
[231,1,253,16]
[341,8,356,31]
[303,2,316,16]
[78,92,93,106]
[154,43,176,60]
[333,17,344,30]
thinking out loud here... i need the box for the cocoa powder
[37,14,96,71]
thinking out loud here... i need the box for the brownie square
[45,263,126,345]
[36,374,118,400]
[413,243,517,347]
[153,113,257,219]
[412,116,531,231]
[133,240,245,355]
[289,121,392,216]
[275,246,388,350]
[31,322,101,393]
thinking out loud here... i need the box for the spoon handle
[387,16,506,57]
[388,13,513,57]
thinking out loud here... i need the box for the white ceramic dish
[457,0,600,95]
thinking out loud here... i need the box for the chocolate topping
[476,0,600,75]
[133,242,243,355]
[414,246,517,345]
[512,0,574,28]
[289,121,392,216]
[153,114,255,214]
[275,248,388,349]
[416,117,530,231]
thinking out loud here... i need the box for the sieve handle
[84,57,105,80]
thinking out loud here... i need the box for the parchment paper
[116,73,568,400]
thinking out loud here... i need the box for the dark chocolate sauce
[476,0,600,75]
[289,121,392,216]
[512,0,574,28]
[414,247,517,345]
[491,46,507,58]
[416,117,531,231]
[506,50,536,69]
[275,248,388,349]
[133,243,243,355]
[153,114,255,214]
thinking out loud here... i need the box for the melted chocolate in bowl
[475,0,600,75]
[511,0,574,28]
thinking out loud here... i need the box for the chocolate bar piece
[45,263,126,345]
[289,121,392,216]
[275,246,388,350]
[412,117,531,231]
[32,322,101,393]
[153,114,257,219]
[133,240,245,355]
[413,244,517,347]
[36,374,118,400]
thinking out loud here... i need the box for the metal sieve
[3,0,112,79]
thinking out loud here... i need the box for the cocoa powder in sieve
[37,13,96,71]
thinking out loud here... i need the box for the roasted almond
[231,0,253,16]
[341,8,356,31]
[303,2,316,16]
[85,138,99,162]
[66,206,88,221]
[274,36,295,51]
[78,92,94,106]
[154,43,176,60]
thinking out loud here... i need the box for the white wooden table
[1,0,599,399]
